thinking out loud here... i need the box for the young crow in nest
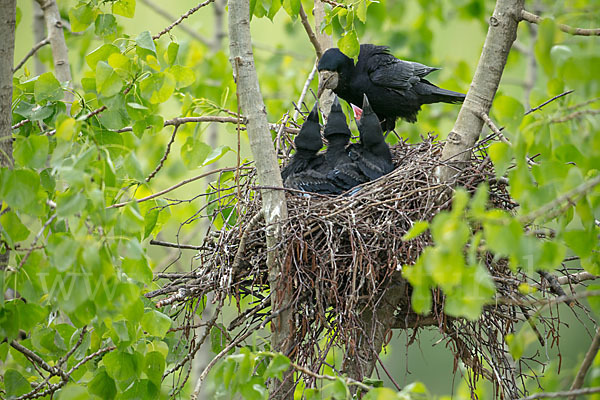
[317,44,466,132]
[282,103,341,194]
[347,94,395,181]
[323,96,369,191]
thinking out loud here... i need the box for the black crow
[317,44,466,131]
[282,103,341,194]
[347,94,395,180]
[324,97,369,191]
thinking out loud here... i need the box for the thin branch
[551,109,600,123]
[146,125,179,182]
[524,90,573,115]
[13,37,49,73]
[518,386,600,400]
[10,341,68,380]
[107,164,252,209]
[153,0,216,40]
[140,0,211,45]
[520,174,600,224]
[289,357,372,392]
[568,328,600,399]
[479,112,511,144]
[320,0,347,9]
[533,271,598,289]
[17,213,56,269]
[520,10,600,36]
[299,4,323,59]
[11,119,30,130]
[149,239,205,251]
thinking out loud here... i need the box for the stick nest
[152,134,574,398]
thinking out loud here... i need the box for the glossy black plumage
[348,94,395,180]
[324,97,369,191]
[317,44,466,131]
[281,103,341,194]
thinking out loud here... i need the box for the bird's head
[294,103,322,152]
[317,48,354,97]
[323,96,351,141]
[357,94,384,146]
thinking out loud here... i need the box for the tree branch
[520,10,600,36]
[519,386,600,400]
[140,0,211,45]
[152,0,216,40]
[13,37,49,73]
[568,328,600,399]
[524,90,573,116]
[107,165,252,209]
[145,124,179,182]
[299,4,323,59]
[439,0,524,180]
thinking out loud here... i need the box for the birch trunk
[439,0,524,181]
[35,0,73,103]
[0,0,16,271]
[228,0,292,397]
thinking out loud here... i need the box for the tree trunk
[32,0,46,75]
[0,0,16,271]
[35,0,73,103]
[227,1,292,398]
[439,0,524,181]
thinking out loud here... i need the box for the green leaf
[506,325,537,360]
[46,233,79,271]
[263,354,290,379]
[14,134,49,169]
[0,211,31,243]
[57,383,89,400]
[363,387,400,399]
[483,215,522,257]
[203,145,232,166]
[86,44,121,70]
[34,72,63,103]
[563,229,597,259]
[68,4,96,32]
[489,141,512,178]
[0,168,41,212]
[140,72,176,104]
[267,0,282,20]
[18,302,49,331]
[122,257,153,284]
[96,62,123,98]
[356,1,368,23]
[113,0,136,18]
[95,13,117,36]
[4,369,31,398]
[534,18,556,77]
[89,367,117,400]
[210,323,227,354]
[181,138,212,169]
[136,31,157,58]
[103,350,142,384]
[166,42,179,65]
[282,0,301,19]
[56,190,87,217]
[141,310,172,338]
[167,65,196,89]
[322,377,349,400]
[402,221,429,241]
[492,95,524,133]
[143,351,165,386]
[338,29,360,59]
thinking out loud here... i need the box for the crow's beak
[317,70,338,98]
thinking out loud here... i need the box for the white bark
[35,0,73,103]
[228,0,291,396]
[439,0,524,181]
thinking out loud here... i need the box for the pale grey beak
[317,70,339,98]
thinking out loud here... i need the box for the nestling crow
[317,44,466,131]
[324,97,369,191]
[282,103,341,194]
[347,94,395,180]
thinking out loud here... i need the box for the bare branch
[140,0,211,45]
[13,37,49,73]
[146,125,179,182]
[320,0,347,9]
[551,109,600,123]
[299,4,323,59]
[518,386,600,400]
[533,271,598,289]
[520,10,600,36]
[568,328,600,399]
[149,239,206,251]
[524,90,573,115]
[479,112,511,144]
[520,174,600,224]
[17,213,57,269]
[107,164,252,209]
[153,0,216,40]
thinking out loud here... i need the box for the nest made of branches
[152,133,577,399]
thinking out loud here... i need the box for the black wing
[284,170,342,195]
[366,49,439,91]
